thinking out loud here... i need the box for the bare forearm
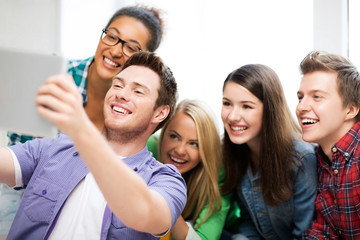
[35,75,172,234]
[70,121,171,234]
[171,216,189,240]
[0,147,16,187]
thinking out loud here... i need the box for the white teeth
[231,126,247,131]
[301,119,318,125]
[113,106,129,114]
[170,156,186,164]
[104,57,119,67]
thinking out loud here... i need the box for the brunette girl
[221,64,317,239]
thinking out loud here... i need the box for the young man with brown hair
[297,50,360,239]
[0,51,186,239]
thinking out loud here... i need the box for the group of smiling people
[1,5,360,240]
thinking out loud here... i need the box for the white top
[185,221,201,240]
[48,173,107,240]
[10,148,113,240]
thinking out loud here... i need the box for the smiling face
[103,65,160,141]
[221,81,263,151]
[296,71,354,151]
[160,112,200,174]
[93,16,150,83]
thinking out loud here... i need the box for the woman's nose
[228,108,242,122]
[110,43,125,58]
[174,142,187,155]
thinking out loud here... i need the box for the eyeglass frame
[101,28,142,57]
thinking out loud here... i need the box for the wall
[349,0,360,67]
[0,0,62,146]
[0,0,61,52]
[314,0,348,56]
[60,0,131,59]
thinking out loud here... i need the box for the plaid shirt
[303,121,360,240]
[7,57,93,146]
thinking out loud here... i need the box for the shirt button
[344,152,349,157]
[42,189,47,195]
[151,161,156,166]
[334,200,337,204]
[334,169,339,174]
[332,147,337,153]
[73,152,78,156]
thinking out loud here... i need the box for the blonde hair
[159,99,222,228]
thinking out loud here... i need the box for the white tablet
[0,47,67,138]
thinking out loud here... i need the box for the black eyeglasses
[101,28,142,57]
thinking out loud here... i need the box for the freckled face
[160,113,200,174]
[221,81,263,151]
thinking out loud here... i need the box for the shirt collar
[122,146,153,172]
[330,121,360,161]
[61,132,153,172]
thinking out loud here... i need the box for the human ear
[152,105,170,124]
[345,103,360,121]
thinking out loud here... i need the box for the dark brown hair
[121,51,177,132]
[105,5,164,52]
[221,64,301,206]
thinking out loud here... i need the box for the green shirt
[194,168,232,240]
[146,134,234,240]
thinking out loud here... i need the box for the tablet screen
[0,47,66,138]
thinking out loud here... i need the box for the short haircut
[121,51,178,132]
[300,50,360,121]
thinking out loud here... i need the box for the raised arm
[69,124,174,235]
[35,74,179,235]
[0,147,16,187]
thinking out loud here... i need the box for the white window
[349,0,360,67]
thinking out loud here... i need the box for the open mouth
[112,105,131,114]
[104,57,120,68]
[169,155,187,165]
[230,126,247,132]
[301,118,319,125]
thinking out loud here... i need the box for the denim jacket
[234,140,317,240]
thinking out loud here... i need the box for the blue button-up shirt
[7,133,187,240]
